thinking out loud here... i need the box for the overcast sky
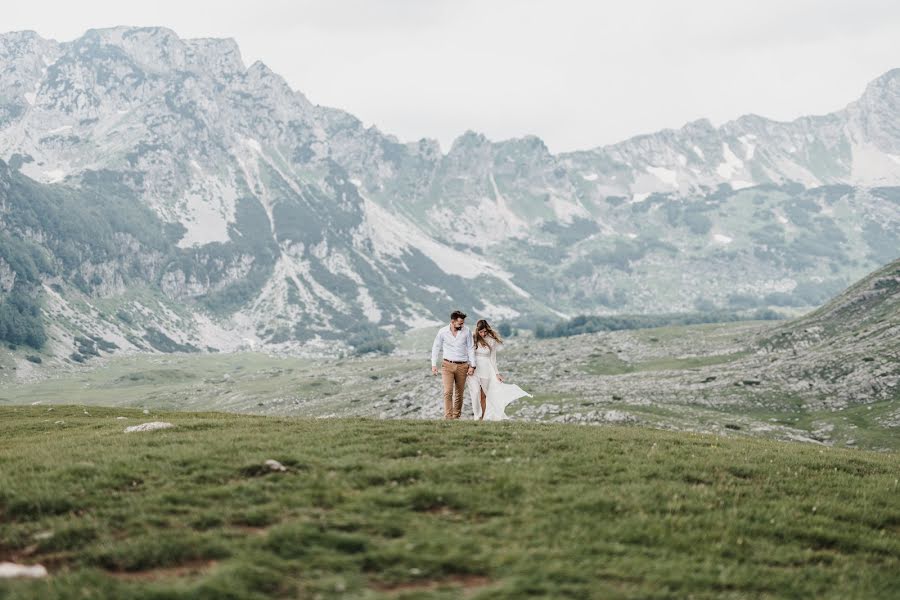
[5,0,900,153]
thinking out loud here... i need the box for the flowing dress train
[469,339,531,420]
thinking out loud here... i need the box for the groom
[431,310,476,419]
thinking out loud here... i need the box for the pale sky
[5,0,900,153]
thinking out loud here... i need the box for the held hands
[467,367,475,376]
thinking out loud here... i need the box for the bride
[469,319,532,420]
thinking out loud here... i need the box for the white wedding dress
[468,338,532,420]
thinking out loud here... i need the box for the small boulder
[124,422,175,433]
[0,562,48,578]
[264,459,287,472]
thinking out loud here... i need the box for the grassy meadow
[1,405,897,599]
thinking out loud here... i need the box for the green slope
[761,257,899,343]
[0,406,897,599]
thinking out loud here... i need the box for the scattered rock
[116,416,128,420]
[142,409,150,415]
[0,562,48,578]
[240,459,290,477]
[124,422,175,433]
[264,459,287,472]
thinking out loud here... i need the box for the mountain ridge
[5,27,900,169]
[0,26,898,363]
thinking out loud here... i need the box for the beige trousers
[441,359,468,419]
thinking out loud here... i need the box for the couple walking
[430,310,532,420]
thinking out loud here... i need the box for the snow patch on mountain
[849,142,900,184]
[43,168,66,183]
[176,170,239,247]
[357,286,382,323]
[646,165,678,187]
[242,137,263,154]
[476,300,520,320]
[712,233,733,244]
[356,195,409,259]
[716,143,744,179]
[549,195,590,224]
[489,173,528,235]
[739,135,756,160]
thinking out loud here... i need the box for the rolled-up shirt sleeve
[431,330,442,367]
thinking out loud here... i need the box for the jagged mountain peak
[0,29,898,362]
[184,37,246,77]
[854,67,900,116]
[0,31,61,70]
[0,29,53,46]
[66,26,245,80]
[449,129,491,151]
[862,67,900,92]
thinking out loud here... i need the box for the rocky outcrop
[0,27,897,358]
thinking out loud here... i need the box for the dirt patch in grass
[370,573,492,596]
[105,559,219,581]
[230,525,271,537]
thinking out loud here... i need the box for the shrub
[0,285,47,349]
[535,310,786,338]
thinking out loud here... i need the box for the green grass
[393,326,441,355]
[584,351,749,376]
[0,352,413,416]
[720,397,900,450]
[0,406,897,599]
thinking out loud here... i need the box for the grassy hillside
[1,406,897,599]
[762,257,899,340]
[2,315,897,451]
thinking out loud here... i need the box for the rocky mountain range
[0,26,898,361]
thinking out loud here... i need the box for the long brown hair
[473,319,503,349]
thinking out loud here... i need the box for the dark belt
[443,359,467,364]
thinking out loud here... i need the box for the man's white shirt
[431,325,476,367]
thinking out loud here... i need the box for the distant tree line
[534,309,785,339]
[347,322,396,356]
